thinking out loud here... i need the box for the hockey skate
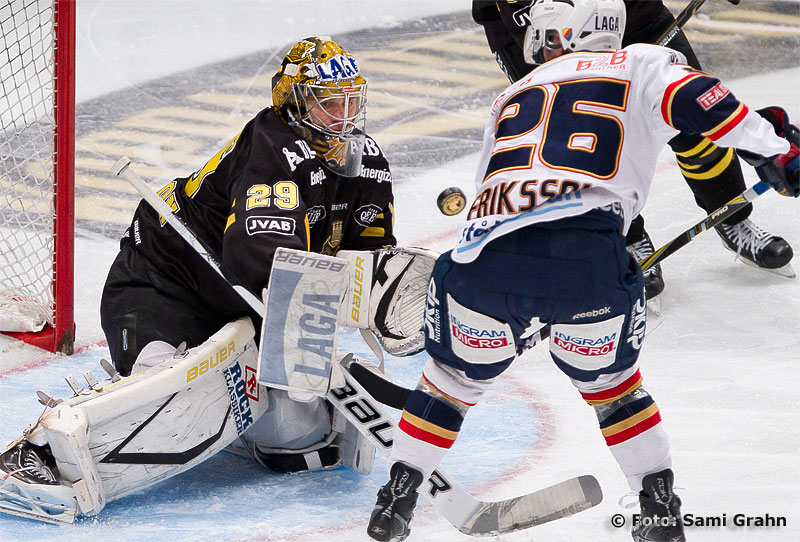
[368,462,423,542]
[627,231,665,314]
[715,219,795,278]
[0,441,78,524]
[631,468,685,542]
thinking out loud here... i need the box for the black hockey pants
[100,241,232,376]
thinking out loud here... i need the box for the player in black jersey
[97,36,397,474]
[471,0,794,299]
[0,39,414,517]
[100,36,396,377]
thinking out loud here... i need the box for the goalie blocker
[257,246,438,399]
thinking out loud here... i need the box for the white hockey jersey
[452,43,790,263]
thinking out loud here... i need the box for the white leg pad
[35,318,268,517]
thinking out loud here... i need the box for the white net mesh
[0,0,56,332]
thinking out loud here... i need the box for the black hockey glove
[737,106,800,198]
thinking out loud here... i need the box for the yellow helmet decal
[272,37,364,110]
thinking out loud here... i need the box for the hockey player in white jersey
[367,1,799,541]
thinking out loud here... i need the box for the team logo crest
[562,27,573,41]
[322,221,343,255]
[307,205,326,225]
[355,204,381,227]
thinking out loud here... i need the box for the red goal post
[1,0,75,354]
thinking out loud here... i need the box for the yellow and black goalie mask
[272,36,368,177]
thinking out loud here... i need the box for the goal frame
[3,0,76,355]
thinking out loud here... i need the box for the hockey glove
[737,106,800,198]
[369,247,439,357]
[338,247,439,357]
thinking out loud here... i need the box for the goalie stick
[113,156,603,537]
[350,359,412,410]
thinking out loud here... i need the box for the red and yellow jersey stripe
[661,69,748,141]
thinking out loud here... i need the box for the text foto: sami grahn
[682,513,787,528]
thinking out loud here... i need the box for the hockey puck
[437,187,466,216]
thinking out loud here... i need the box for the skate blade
[734,256,796,279]
[646,296,662,318]
[0,500,76,524]
[0,477,78,524]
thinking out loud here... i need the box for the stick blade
[456,475,602,536]
[348,360,409,409]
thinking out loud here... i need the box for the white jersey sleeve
[451,44,789,264]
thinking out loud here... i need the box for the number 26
[485,78,630,181]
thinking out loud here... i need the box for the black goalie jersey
[120,106,396,324]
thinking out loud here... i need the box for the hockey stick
[657,0,707,46]
[332,355,602,536]
[638,181,770,271]
[657,0,741,47]
[113,156,603,537]
[350,360,411,410]
[111,159,263,312]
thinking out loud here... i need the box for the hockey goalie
[0,35,439,525]
[0,244,435,523]
[0,250,436,526]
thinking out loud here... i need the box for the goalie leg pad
[4,318,269,520]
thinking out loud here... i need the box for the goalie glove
[738,106,800,197]
[339,247,439,356]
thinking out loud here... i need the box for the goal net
[0,0,75,353]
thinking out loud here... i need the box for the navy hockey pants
[424,217,647,383]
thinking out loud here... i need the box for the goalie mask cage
[1,0,75,354]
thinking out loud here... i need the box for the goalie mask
[523,0,625,65]
[272,36,367,177]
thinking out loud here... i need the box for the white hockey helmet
[523,0,626,65]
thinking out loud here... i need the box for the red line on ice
[0,340,108,380]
